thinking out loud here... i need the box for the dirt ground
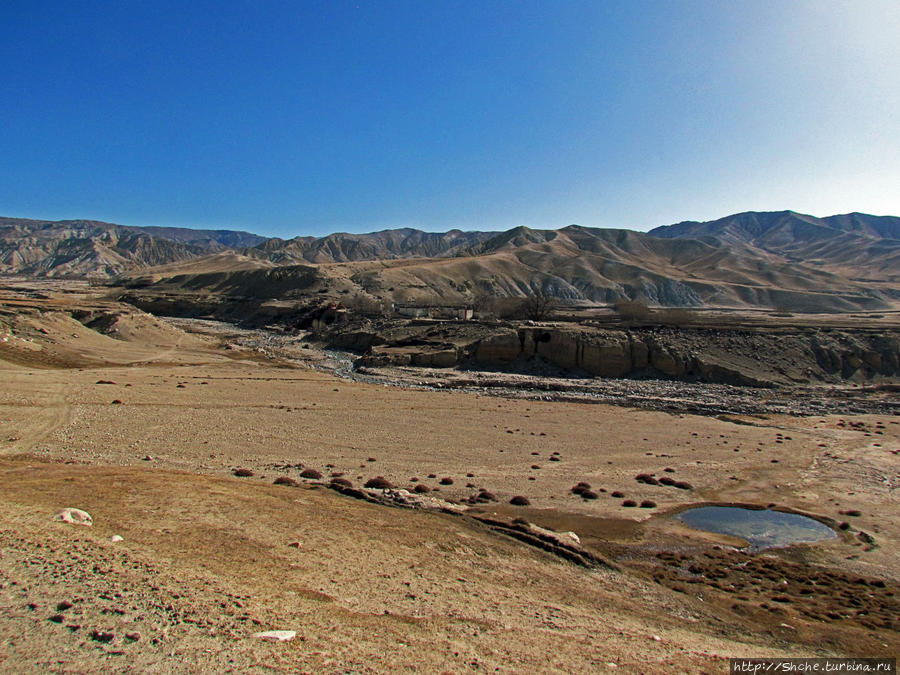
[0,285,897,673]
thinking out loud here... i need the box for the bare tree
[520,290,557,321]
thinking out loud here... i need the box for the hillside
[2,212,898,311]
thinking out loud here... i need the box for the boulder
[55,508,92,526]
[252,630,296,642]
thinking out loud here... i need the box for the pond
[675,505,837,550]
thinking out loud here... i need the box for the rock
[55,508,92,526]
[252,630,296,642]
[90,630,115,643]
[474,331,522,363]
[110,535,124,543]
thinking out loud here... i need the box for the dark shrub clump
[273,476,298,487]
[580,490,599,500]
[635,473,659,485]
[413,484,431,494]
[622,500,637,507]
[658,476,676,486]
[673,481,693,490]
[364,476,394,489]
[611,491,625,498]
[509,495,531,506]
[640,500,657,508]
[439,477,454,485]
[233,468,254,477]
[571,482,591,495]
[476,490,497,502]
[330,477,353,488]
[300,468,323,479]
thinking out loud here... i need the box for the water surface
[676,506,836,550]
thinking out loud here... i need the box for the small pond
[675,506,837,550]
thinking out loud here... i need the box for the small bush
[622,500,637,507]
[413,484,431,493]
[273,476,298,487]
[439,477,453,485]
[364,476,394,489]
[635,473,659,485]
[581,490,598,500]
[673,481,693,490]
[476,490,497,502]
[509,495,530,506]
[233,468,254,477]
[549,456,560,462]
[640,500,657,508]
[300,468,323,479]
[427,473,437,478]
[611,491,625,498]
[330,477,353,488]
[658,476,676,486]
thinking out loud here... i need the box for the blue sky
[1,1,898,238]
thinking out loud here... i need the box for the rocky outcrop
[356,323,900,387]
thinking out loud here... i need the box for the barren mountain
[650,211,900,281]
[0,218,258,279]
[3,212,898,311]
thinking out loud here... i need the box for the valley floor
[0,286,897,673]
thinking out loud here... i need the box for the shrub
[673,481,693,490]
[658,476,676,486]
[413,484,430,493]
[581,490,598,500]
[622,500,637,507]
[635,473,659,485]
[273,476,299,487]
[330,477,353,488]
[640,500,657,508]
[300,468,323,479]
[611,491,624,498]
[233,468,254,477]
[364,476,394,489]
[509,495,530,506]
[476,490,497,502]
[439,477,453,485]
[571,482,590,495]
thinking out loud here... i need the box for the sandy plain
[0,283,897,673]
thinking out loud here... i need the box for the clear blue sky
[1,1,898,238]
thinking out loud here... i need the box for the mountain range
[1,211,897,311]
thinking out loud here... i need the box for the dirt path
[0,372,70,456]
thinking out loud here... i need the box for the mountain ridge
[1,211,897,312]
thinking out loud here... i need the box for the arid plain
[0,282,897,674]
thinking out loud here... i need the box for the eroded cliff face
[356,324,899,387]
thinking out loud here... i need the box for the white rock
[110,535,124,542]
[252,630,296,642]
[55,508,92,526]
